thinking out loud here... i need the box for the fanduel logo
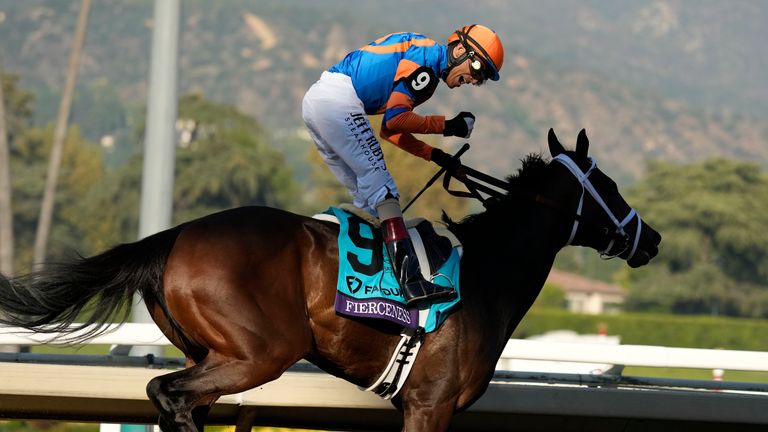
[346,276,362,294]
[365,285,402,297]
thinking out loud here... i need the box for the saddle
[314,205,463,399]
[316,203,459,261]
[315,205,462,330]
[338,203,458,274]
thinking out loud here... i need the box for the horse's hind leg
[147,352,289,432]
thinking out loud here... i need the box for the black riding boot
[381,217,456,306]
[386,238,455,306]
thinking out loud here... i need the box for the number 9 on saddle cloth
[314,206,462,333]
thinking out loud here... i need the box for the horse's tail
[0,226,184,344]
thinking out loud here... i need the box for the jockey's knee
[365,185,399,218]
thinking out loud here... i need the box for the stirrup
[402,278,456,307]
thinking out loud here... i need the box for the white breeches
[302,71,399,216]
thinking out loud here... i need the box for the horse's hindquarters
[161,207,315,363]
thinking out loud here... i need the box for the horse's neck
[455,208,566,350]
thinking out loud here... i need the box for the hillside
[1,0,767,182]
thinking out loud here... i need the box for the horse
[0,129,660,432]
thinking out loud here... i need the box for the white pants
[302,71,399,216]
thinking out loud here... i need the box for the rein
[442,163,561,211]
[441,154,642,260]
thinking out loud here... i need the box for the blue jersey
[329,32,448,115]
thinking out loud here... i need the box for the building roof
[546,269,626,296]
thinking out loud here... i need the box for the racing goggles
[468,54,491,84]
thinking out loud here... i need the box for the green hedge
[513,309,768,351]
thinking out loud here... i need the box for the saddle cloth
[316,206,462,333]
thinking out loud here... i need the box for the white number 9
[411,72,430,91]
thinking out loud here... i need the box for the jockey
[302,25,504,306]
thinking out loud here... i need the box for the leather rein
[442,155,642,260]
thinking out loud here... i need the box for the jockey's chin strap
[553,154,643,261]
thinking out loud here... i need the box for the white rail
[0,323,170,346]
[501,339,768,372]
[2,323,767,429]
[3,362,765,429]
[2,323,768,372]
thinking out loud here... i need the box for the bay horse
[0,129,660,431]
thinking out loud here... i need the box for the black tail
[0,226,183,344]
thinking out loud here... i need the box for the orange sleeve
[383,86,445,135]
[380,125,435,160]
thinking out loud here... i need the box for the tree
[0,74,34,136]
[0,69,14,276]
[530,283,567,310]
[172,93,298,221]
[620,158,768,317]
[77,155,142,252]
[0,68,19,353]
[11,124,104,271]
[83,92,300,248]
[33,0,92,266]
[0,72,35,276]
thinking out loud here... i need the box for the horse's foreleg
[147,353,287,432]
[401,396,457,432]
[191,401,212,432]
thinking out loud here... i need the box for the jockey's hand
[443,112,475,138]
[431,148,464,176]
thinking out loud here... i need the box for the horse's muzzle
[626,224,662,268]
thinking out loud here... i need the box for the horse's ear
[576,129,589,158]
[548,128,565,156]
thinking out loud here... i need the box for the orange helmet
[447,24,504,81]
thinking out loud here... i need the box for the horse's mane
[505,153,549,189]
[442,153,549,232]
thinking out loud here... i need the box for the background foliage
[2,1,768,182]
[515,308,768,351]
[3,71,300,271]
[619,159,768,318]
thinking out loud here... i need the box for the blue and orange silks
[329,32,449,161]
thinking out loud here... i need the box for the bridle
[440,152,643,261]
[552,154,643,261]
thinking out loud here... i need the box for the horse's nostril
[628,251,650,268]
[653,231,662,246]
